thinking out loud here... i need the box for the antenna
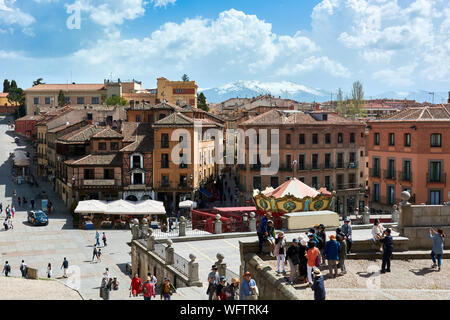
[428,92,435,104]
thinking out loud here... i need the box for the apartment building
[156,77,198,107]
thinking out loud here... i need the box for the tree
[105,95,128,106]
[336,88,346,117]
[349,81,366,118]
[58,90,66,107]
[32,78,44,86]
[10,80,17,89]
[7,87,24,106]
[181,74,189,82]
[3,79,10,93]
[197,92,209,111]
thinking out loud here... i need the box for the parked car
[27,210,49,226]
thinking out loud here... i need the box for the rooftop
[92,127,123,139]
[372,105,450,121]
[66,153,122,166]
[57,125,104,143]
[25,84,106,92]
[120,123,153,153]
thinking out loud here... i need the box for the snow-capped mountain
[200,80,329,103]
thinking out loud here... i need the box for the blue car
[27,210,48,226]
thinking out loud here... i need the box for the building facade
[156,77,198,107]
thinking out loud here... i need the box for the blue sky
[1,0,450,98]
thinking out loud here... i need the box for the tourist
[61,257,69,278]
[17,197,21,207]
[20,260,27,278]
[306,241,320,285]
[207,265,219,300]
[8,217,13,229]
[380,229,394,273]
[160,277,176,300]
[103,268,110,281]
[142,276,156,300]
[317,224,327,266]
[430,228,445,271]
[257,213,271,254]
[102,232,107,247]
[274,231,287,274]
[324,234,340,278]
[3,261,11,276]
[112,277,120,290]
[47,201,52,215]
[216,276,228,300]
[372,219,385,251]
[11,205,15,218]
[97,248,102,262]
[130,274,142,297]
[341,218,353,253]
[286,238,300,284]
[307,233,317,247]
[95,231,100,247]
[311,268,326,300]
[337,233,348,275]
[0,202,2,213]
[266,220,277,256]
[31,199,35,209]
[47,263,52,278]
[3,218,8,231]
[298,238,308,283]
[147,272,157,286]
[223,277,240,300]
[241,271,258,300]
[92,246,98,262]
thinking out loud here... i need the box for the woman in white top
[371,219,384,251]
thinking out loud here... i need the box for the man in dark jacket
[380,228,394,273]
[311,268,326,300]
[317,224,327,266]
[257,213,271,254]
[286,238,301,284]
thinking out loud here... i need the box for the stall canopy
[134,200,166,215]
[75,199,166,216]
[179,200,197,209]
[213,206,256,213]
[74,200,108,214]
[265,178,320,198]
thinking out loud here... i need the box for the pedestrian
[286,238,301,284]
[430,228,445,271]
[298,238,308,283]
[341,218,353,253]
[266,220,276,256]
[11,205,15,218]
[147,272,157,286]
[380,228,394,274]
[17,197,21,207]
[337,233,348,275]
[317,224,327,266]
[112,277,120,290]
[311,267,326,300]
[3,219,8,231]
[142,276,156,300]
[102,232,107,247]
[241,271,258,300]
[306,241,320,285]
[47,263,52,278]
[274,231,287,274]
[0,202,2,214]
[47,201,52,215]
[8,217,13,230]
[61,257,69,278]
[324,234,340,278]
[372,219,385,251]
[216,276,228,300]
[207,265,219,300]
[160,277,176,300]
[31,199,35,209]
[130,274,142,297]
[20,260,27,278]
[97,248,102,262]
[257,213,271,255]
[3,261,11,276]
[223,277,240,300]
[92,246,98,262]
[95,231,100,247]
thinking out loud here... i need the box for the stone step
[347,250,450,260]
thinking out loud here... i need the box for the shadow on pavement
[409,267,436,276]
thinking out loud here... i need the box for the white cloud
[373,64,417,87]
[0,0,35,28]
[152,0,176,8]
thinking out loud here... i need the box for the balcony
[370,168,381,178]
[158,182,172,189]
[427,172,446,184]
[384,169,396,180]
[347,162,359,169]
[335,162,345,169]
[83,179,117,186]
[323,163,334,170]
[400,171,412,182]
[297,164,309,171]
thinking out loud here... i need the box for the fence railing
[225,268,240,281]
[173,252,190,276]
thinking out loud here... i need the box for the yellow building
[157,77,198,107]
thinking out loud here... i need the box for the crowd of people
[206,264,251,300]
[129,273,176,300]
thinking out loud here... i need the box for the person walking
[102,232,107,247]
[311,268,326,300]
[3,261,11,276]
[61,257,69,278]
[95,231,100,247]
[306,241,320,285]
[207,265,219,300]
[142,276,156,300]
[380,229,394,273]
[47,263,52,279]
[274,231,287,274]
[286,238,301,284]
[372,219,385,251]
[241,271,258,300]
[20,260,27,278]
[323,234,341,278]
[17,197,21,207]
[97,248,102,262]
[47,201,52,215]
[430,228,445,271]
[298,238,308,283]
[160,277,176,300]
[317,224,327,266]
[92,246,98,262]
[257,213,271,255]
[266,220,276,256]
[112,277,120,291]
[341,218,353,253]
[31,199,35,209]
[11,205,15,218]
[130,274,142,297]
[337,233,348,275]
[216,276,229,300]
[223,277,240,300]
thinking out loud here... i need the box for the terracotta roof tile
[25,84,106,92]
[68,153,121,166]
[57,125,104,143]
[374,106,450,121]
[92,127,123,139]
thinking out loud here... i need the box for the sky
[1,0,450,97]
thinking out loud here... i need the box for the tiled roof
[92,127,123,139]
[15,115,44,121]
[57,125,104,143]
[152,102,182,111]
[120,123,153,153]
[375,106,450,121]
[153,112,194,126]
[0,93,8,98]
[67,153,121,166]
[25,84,106,92]
[48,120,84,133]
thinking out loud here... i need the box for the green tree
[58,90,66,107]
[182,74,189,82]
[3,79,10,93]
[197,92,209,111]
[349,80,366,117]
[32,78,44,86]
[7,87,24,106]
[336,88,346,117]
[10,80,17,89]
[106,95,128,106]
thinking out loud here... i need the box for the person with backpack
[286,238,301,284]
[142,276,156,300]
[274,231,287,274]
[311,268,326,300]
[160,277,176,300]
[317,224,327,266]
[380,228,394,273]
[323,234,341,278]
[430,228,445,271]
[61,257,69,278]
[3,261,11,276]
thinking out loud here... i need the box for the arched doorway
[126,195,138,202]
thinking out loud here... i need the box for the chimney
[315,103,320,111]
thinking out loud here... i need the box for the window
[161,154,169,168]
[159,114,166,120]
[76,97,85,104]
[161,175,169,187]
[324,153,331,169]
[312,134,318,144]
[312,176,318,189]
[298,154,306,170]
[373,183,380,202]
[336,174,344,190]
[387,186,395,205]
[387,159,395,179]
[349,152,356,164]
[350,133,355,143]
[404,133,411,147]
[299,134,305,145]
[312,154,319,169]
[402,160,411,181]
[389,133,395,146]
[431,134,442,147]
[372,157,380,177]
[337,153,344,168]
[324,176,331,190]
[348,173,356,188]
[110,142,119,150]
[133,172,143,185]
[374,133,380,146]
[136,115,141,122]
[179,175,187,187]
[161,133,169,148]
[430,190,442,205]
[98,142,106,150]
[84,169,94,179]
[286,154,292,169]
[270,176,279,188]
[92,97,100,104]
[33,97,39,105]
[338,133,343,144]
[429,161,442,182]
[104,169,114,179]
[45,97,51,105]
[87,113,93,120]
[286,134,291,145]
[132,155,142,169]
[325,133,331,144]
[65,97,71,104]
[360,150,364,157]
[253,176,262,190]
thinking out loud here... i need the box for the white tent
[75,200,108,214]
[179,200,197,209]
[134,200,166,215]
[104,200,136,215]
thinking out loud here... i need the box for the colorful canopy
[266,178,320,198]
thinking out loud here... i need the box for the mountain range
[199,80,449,104]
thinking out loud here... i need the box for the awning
[213,207,256,213]
[104,200,136,215]
[200,188,213,198]
[179,200,197,209]
[134,200,166,215]
[74,200,108,214]
[74,199,166,216]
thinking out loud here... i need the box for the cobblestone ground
[267,259,450,300]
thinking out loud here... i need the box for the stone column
[214,214,222,234]
[215,253,227,277]
[131,245,138,276]
[363,206,371,224]
[165,239,174,265]
[179,216,186,237]
[342,196,348,219]
[392,204,399,223]
[188,254,202,287]
[249,212,257,232]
